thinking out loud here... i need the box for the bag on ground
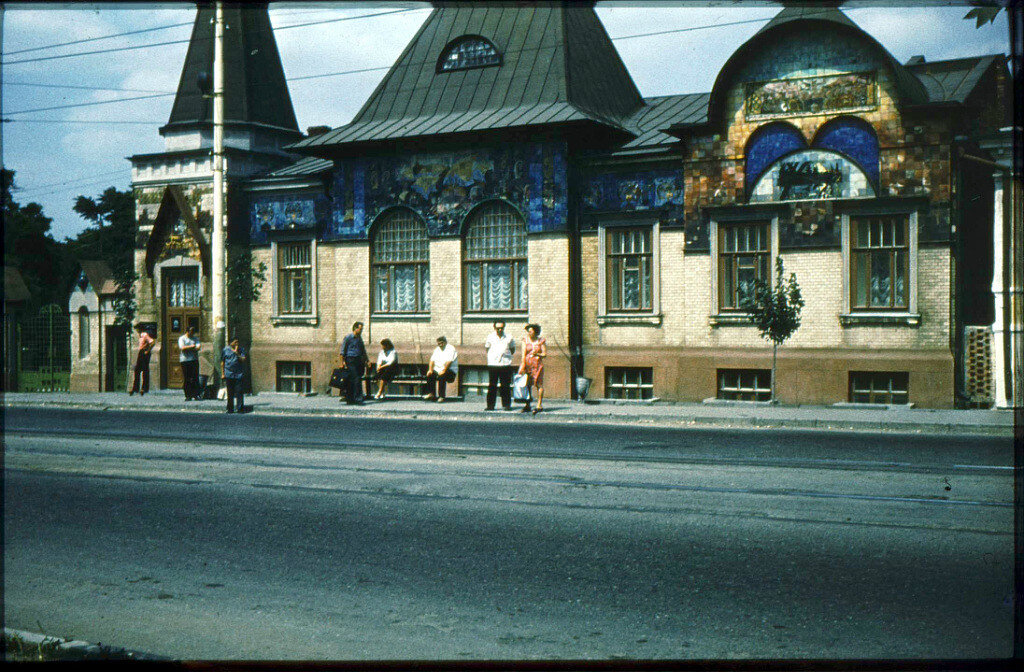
[512,373,531,402]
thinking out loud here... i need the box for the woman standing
[518,323,546,414]
[373,338,398,400]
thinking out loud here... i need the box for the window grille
[276,361,312,394]
[458,366,489,398]
[849,371,909,404]
[717,369,771,401]
[439,37,501,72]
[607,227,653,311]
[278,241,313,315]
[464,201,528,312]
[372,209,430,313]
[850,215,908,310]
[605,367,654,400]
[78,308,90,358]
[719,222,769,310]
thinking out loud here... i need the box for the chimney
[906,55,926,65]
[306,125,331,137]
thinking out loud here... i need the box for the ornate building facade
[131,3,1014,408]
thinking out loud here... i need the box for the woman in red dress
[518,323,546,414]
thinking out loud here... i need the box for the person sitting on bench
[423,336,458,403]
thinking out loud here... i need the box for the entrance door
[105,324,129,391]
[162,267,201,389]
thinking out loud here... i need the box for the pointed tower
[128,3,302,392]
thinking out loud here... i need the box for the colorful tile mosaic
[249,193,330,245]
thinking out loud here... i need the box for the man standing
[221,338,247,413]
[423,335,458,403]
[129,323,154,396]
[484,321,515,410]
[178,325,201,400]
[339,321,369,405]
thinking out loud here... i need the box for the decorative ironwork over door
[16,304,70,392]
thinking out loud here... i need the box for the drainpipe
[566,153,584,399]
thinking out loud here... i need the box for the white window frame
[597,220,661,325]
[271,237,318,325]
[709,215,779,325]
[604,367,655,400]
[371,209,431,316]
[840,209,920,326]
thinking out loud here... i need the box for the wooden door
[162,268,201,389]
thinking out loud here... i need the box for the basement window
[605,367,654,400]
[717,369,771,401]
[276,361,312,394]
[849,371,909,404]
[458,366,489,399]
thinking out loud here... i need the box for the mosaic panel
[813,117,880,187]
[327,142,568,239]
[751,149,874,203]
[745,72,876,120]
[735,29,878,85]
[249,193,330,246]
[744,123,807,194]
[582,169,685,213]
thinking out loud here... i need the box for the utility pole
[211,1,226,386]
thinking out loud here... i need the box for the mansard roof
[162,3,300,137]
[290,4,644,152]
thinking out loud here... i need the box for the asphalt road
[2,407,1015,659]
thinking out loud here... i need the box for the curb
[3,627,169,661]
[4,400,1013,436]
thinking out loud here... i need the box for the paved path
[3,391,1016,435]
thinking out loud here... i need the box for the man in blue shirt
[340,321,369,405]
[221,338,248,413]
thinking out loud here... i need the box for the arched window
[744,122,806,196]
[812,116,880,189]
[78,307,90,358]
[372,208,430,313]
[437,36,501,72]
[463,201,527,312]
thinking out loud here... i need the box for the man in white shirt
[177,325,202,401]
[484,321,516,411]
[423,335,458,402]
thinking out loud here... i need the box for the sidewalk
[3,390,1015,435]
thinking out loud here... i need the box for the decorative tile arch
[744,122,807,196]
[812,116,880,189]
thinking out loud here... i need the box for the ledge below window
[462,312,528,322]
[271,315,319,327]
[840,312,921,327]
[597,313,663,326]
[709,313,754,327]
[371,313,431,321]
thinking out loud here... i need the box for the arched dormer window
[437,36,501,73]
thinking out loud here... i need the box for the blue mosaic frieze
[812,116,880,188]
[249,193,330,245]
[744,123,807,194]
[582,169,685,215]
[326,142,568,239]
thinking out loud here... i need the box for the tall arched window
[372,208,430,313]
[463,201,527,312]
[78,307,91,358]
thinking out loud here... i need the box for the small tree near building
[741,257,804,403]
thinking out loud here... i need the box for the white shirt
[178,334,199,363]
[484,332,515,366]
[376,349,397,369]
[430,344,458,375]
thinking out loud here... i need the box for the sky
[1,1,1011,242]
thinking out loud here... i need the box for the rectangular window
[458,366,489,398]
[607,227,653,311]
[719,222,769,311]
[717,369,771,401]
[850,215,909,310]
[849,371,909,404]
[605,367,654,400]
[276,361,311,394]
[278,242,313,315]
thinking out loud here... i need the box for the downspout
[951,136,966,407]
[566,150,584,399]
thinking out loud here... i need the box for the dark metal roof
[907,54,1002,104]
[290,5,643,152]
[77,260,118,295]
[261,156,334,179]
[622,93,709,150]
[162,3,300,137]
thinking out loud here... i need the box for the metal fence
[16,304,70,392]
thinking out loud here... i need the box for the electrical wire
[3,81,174,94]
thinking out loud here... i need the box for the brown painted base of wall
[580,346,955,408]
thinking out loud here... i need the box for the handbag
[512,372,531,402]
[328,367,346,389]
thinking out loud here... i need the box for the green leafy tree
[69,186,138,326]
[964,4,1001,28]
[741,257,804,403]
[2,168,73,311]
[227,244,268,305]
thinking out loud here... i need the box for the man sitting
[423,336,458,403]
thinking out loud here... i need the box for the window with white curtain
[277,241,313,315]
[372,209,430,314]
[463,201,528,313]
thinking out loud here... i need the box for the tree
[741,257,804,403]
[2,168,74,311]
[69,186,138,326]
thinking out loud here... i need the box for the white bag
[512,373,531,402]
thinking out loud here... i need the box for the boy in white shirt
[484,321,516,410]
[423,336,458,402]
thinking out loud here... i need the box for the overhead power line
[3,81,174,94]
[13,168,131,195]
[2,118,165,124]
[1,8,425,66]
[5,93,173,116]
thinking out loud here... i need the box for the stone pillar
[992,171,1009,408]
